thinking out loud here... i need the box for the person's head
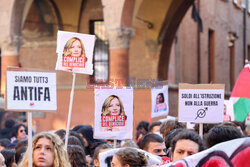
[232,121,246,135]
[102,95,125,116]
[159,120,186,140]
[69,130,85,149]
[136,121,149,132]
[140,133,166,156]
[19,132,71,167]
[12,124,27,140]
[156,93,164,104]
[121,139,138,148]
[112,147,148,167]
[205,125,243,148]
[1,149,16,167]
[93,144,112,167]
[67,145,87,167]
[148,121,162,134]
[170,129,204,162]
[0,139,10,152]
[63,37,85,57]
[77,126,94,148]
[0,153,6,167]
[54,129,66,140]
[4,119,15,129]
[63,136,82,149]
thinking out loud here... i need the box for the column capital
[107,27,135,49]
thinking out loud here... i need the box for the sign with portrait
[151,85,169,118]
[178,83,224,123]
[56,30,95,74]
[94,88,133,140]
[5,68,57,112]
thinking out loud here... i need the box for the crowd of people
[0,116,249,167]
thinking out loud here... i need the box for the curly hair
[159,120,186,139]
[18,132,71,167]
[101,95,125,116]
[115,147,148,167]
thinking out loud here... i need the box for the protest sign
[151,85,169,118]
[94,88,133,140]
[178,84,224,123]
[5,68,57,112]
[55,30,95,75]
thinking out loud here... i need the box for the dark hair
[205,125,243,148]
[69,130,85,150]
[63,136,82,149]
[232,121,246,132]
[170,129,204,153]
[165,128,183,149]
[72,125,85,132]
[55,129,66,139]
[15,145,27,164]
[159,120,186,138]
[77,126,94,146]
[1,149,16,166]
[194,123,217,135]
[115,147,148,167]
[67,145,88,167]
[0,139,10,148]
[157,93,165,103]
[93,143,112,162]
[148,121,162,133]
[140,133,164,150]
[12,124,26,138]
[5,119,15,128]
[136,121,149,132]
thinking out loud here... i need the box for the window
[89,20,109,84]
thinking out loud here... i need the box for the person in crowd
[140,133,166,156]
[11,124,27,143]
[18,132,71,167]
[0,119,15,140]
[72,125,85,132]
[67,145,88,167]
[194,123,217,136]
[121,139,138,148]
[92,143,112,167]
[170,129,204,162]
[0,153,6,167]
[77,126,94,156]
[164,128,183,157]
[54,129,66,140]
[135,121,149,147]
[101,95,126,116]
[232,121,246,135]
[160,120,186,140]
[205,124,243,148]
[64,136,83,149]
[154,93,167,112]
[0,139,10,151]
[1,149,17,167]
[112,147,148,167]
[148,121,162,134]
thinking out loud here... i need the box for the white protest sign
[151,85,169,118]
[178,84,224,123]
[224,99,234,121]
[94,88,133,140]
[55,30,95,75]
[6,69,57,112]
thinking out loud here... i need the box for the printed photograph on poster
[55,30,95,74]
[224,100,234,121]
[151,85,169,118]
[94,88,133,140]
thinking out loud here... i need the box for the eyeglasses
[19,129,25,133]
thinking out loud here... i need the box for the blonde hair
[101,95,125,116]
[18,132,71,167]
[63,37,86,58]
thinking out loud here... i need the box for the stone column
[102,0,135,86]
[1,37,20,95]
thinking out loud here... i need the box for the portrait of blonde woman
[18,132,71,167]
[101,95,126,116]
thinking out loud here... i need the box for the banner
[6,69,57,112]
[151,85,169,118]
[56,30,95,74]
[160,137,250,167]
[178,84,224,123]
[94,88,133,140]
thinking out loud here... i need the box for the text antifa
[13,86,50,101]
